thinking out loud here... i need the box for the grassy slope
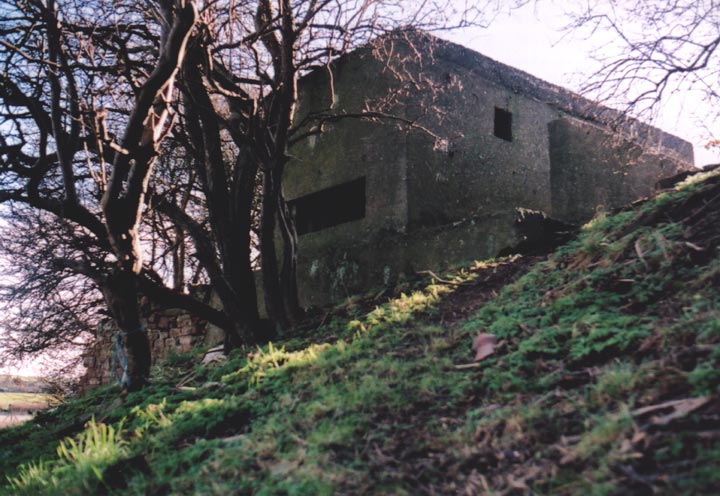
[2,170,720,495]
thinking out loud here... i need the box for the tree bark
[101,0,197,390]
[278,191,303,325]
[180,54,261,349]
[102,270,151,391]
[260,167,304,330]
[172,226,185,291]
[258,0,303,330]
[261,169,290,330]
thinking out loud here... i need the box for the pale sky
[0,361,45,378]
[0,353,70,378]
[444,2,720,167]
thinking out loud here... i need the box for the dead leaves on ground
[472,333,499,362]
[452,332,500,369]
[455,390,718,495]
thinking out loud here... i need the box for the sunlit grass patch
[589,361,643,408]
[221,342,330,386]
[4,172,720,494]
[568,405,634,464]
[9,419,128,495]
[675,166,720,189]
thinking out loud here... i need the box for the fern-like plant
[9,418,128,495]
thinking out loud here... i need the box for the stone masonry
[79,308,222,389]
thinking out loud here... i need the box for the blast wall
[284,33,694,308]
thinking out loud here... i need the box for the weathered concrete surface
[285,32,694,308]
[429,32,694,164]
[286,48,410,236]
[403,67,558,229]
[296,211,518,307]
[549,117,690,223]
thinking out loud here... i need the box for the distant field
[0,413,34,429]
[0,392,53,411]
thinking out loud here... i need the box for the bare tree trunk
[101,0,197,390]
[180,53,262,348]
[172,226,185,291]
[102,270,151,391]
[230,148,263,342]
[278,191,303,325]
[261,170,290,330]
[256,0,305,331]
[172,172,194,292]
[261,167,304,330]
[156,193,256,350]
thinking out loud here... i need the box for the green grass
[1,169,720,494]
[7,420,128,495]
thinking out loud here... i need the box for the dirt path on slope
[435,255,545,326]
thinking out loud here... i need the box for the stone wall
[80,308,221,389]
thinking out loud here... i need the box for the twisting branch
[568,0,720,130]
[102,0,197,274]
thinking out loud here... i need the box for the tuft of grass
[9,419,128,495]
[590,361,643,407]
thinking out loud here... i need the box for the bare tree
[167,0,493,333]
[1,0,497,389]
[567,0,720,134]
[0,208,103,370]
[0,0,199,390]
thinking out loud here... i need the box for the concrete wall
[285,42,411,307]
[296,211,518,307]
[283,33,694,308]
[286,46,409,237]
[549,117,692,223]
[402,54,559,229]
